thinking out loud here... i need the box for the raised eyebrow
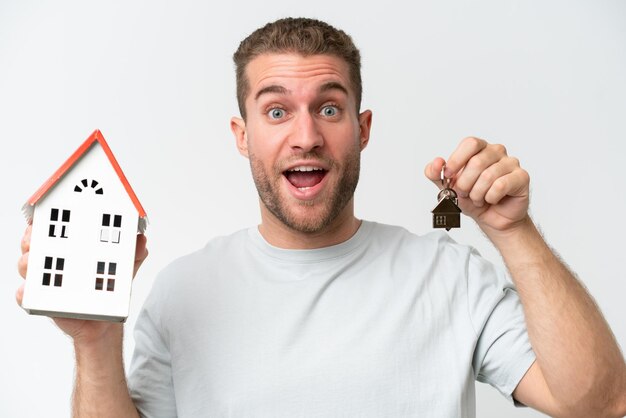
[319,81,349,96]
[255,85,289,101]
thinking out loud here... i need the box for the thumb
[424,157,446,188]
[133,234,148,278]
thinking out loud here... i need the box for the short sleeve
[467,248,536,404]
[128,280,177,417]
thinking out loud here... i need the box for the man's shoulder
[154,227,251,281]
[366,220,463,250]
[138,228,255,316]
[366,220,484,267]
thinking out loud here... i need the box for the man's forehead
[254,81,349,101]
[246,53,352,97]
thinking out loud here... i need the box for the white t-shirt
[128,221,535,418]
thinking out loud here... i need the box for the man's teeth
[288,166,324,172]
[284,167,325,191]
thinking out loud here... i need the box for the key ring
[438,164,457,202]
[441,164,451,189]
[437,187,458,202]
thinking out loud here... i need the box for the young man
[17,17,626,417]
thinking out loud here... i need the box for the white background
[1,1,625,417]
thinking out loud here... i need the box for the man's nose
[288,112,324,152]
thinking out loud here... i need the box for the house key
[431,165,462,231]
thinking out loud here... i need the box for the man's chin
[262,196,334,233]
[280,208,334,234]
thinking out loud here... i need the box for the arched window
[74,179,103,195]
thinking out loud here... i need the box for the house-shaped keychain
[21,130,147,322]
[432,189,461,231]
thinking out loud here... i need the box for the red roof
[26,129,147,219]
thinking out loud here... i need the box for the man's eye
[268,108,285,119]
[320,105,338,117]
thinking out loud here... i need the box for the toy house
[21,130,147,322]
[432,195,461,231]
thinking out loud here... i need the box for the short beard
[249,150,360,234]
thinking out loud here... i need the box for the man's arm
[426,137,626,418]
[490,216,626,417]
[71,324,140,417]
[17,226,147,417]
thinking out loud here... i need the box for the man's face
[231,53,372,234]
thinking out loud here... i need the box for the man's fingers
[16,283,25,306]
[18,227,31,307]
[133,234,148,277]
[18,252,28,279]
[21,225,32,254]
[484,169,530,205]
[452,144,507,195]
[466,157,520,207]
[445,137,489,178]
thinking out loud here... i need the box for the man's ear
[230,117,249,158]
[358,110,373,151]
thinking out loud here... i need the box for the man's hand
[424,136,530,235]
[425,138,626,416]
[17,224,146,417]
[16,224,149,344]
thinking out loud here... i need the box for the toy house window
[95,261,116,291]
[100,214,122,243]
[42,256,64,287]
[435,215,446,226]
[74,179,104,195]
[48,208,70,238]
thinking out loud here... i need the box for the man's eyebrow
[253,82,348,101]
[255,85,289,101]
[319,81,349,96]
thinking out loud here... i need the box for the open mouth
[283,166,328,191]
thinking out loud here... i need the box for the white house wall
[22,142,139,321]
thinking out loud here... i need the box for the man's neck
[258,202,361,250]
